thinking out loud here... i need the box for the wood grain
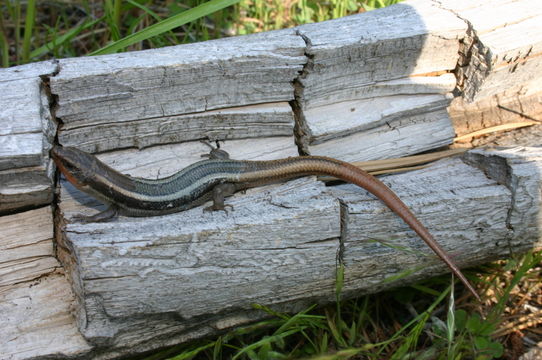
[54,147,542,357]
[295,0,467,158]
[0,68,57,214]
[0,206,91,360]
[441,0,542,100]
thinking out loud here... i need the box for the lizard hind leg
[204,183,237,212]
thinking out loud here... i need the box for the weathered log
[443,0,542,144]
[0,207,55,286]
[58,102,296,153]
[0,206,91,359]
[450,89,542,136]
[295,0,466,160]
[52,146,541,358]
[50,30,306,153]
[307,108,454,162]
[440,0,542,101]
[0,60,58,82]
[449,86,542,146]
[0,62,58,214]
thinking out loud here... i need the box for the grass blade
[232,328,302,360]
[104,0,121,40]
[114,0,122,33]
[30,17,104,60]
[382,265,427,284]
[0,15,9,67]
[167,341,215,360]
[91,0,240,56]
[126,0,163,21]
[22,0,36,62]
[390,286,452,359]
[491,250,542,319]
[446,283,456,360]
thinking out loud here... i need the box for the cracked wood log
[444,0,542,146]
[0,206,91,359]
[50,30,306,153]
[0,61,58,214]
[440,0,542,101]
[53,146,542,359]
[449,87,542,144]
[295,0,466,161]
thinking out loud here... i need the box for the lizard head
[51,145,96,188]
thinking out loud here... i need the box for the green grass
[0,0,399,66]
[144,250,541,360]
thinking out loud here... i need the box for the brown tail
[307,157,480,301]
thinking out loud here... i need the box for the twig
[454,121,539,142]
[318,148,466,181]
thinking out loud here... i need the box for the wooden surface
[440,0,542,101]
[465,147,542,253]
[0,207,91,359]
[48,0,542,162]
[51,30,306,153]
[449,86,542,139]
[58,102,296,153]
[0,207,56,286]
[0,62,57,214]
[0,60,58,82]
[53,147,541,357]
[295,0,466,159]
[308,108,454,162]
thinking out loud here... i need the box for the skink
[51,144,480,301]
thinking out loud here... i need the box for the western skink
[51,144,480,300]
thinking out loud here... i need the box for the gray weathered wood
[57,177,340,355]
[3,1,542,359]
[53,147,542,358]
[309,108,454,162]
[0,207,55,286]
[295,3,465,107]
[332,157,513,295]
[440,0,542,101]
[0,71,57,213]
[465,147,542,253]
[59,102,296,153]
[45,0,542,163]
[0,62,58,213]
[0,206,91,359]
[0,182,54,214]
[294,0,467,158]
[449,86,542,139]
[1,273,92,359]
[0,59,57,82]
[0,78,49,169]
[50,29,306,136]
